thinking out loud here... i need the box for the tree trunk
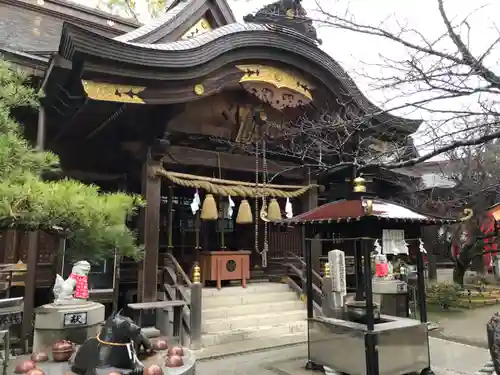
[453,262,467,286]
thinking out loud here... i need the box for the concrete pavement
[5,336,492,374]
[197,337,492,375]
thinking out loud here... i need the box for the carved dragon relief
[236,65,313,110]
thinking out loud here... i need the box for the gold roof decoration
[236,65,313,110]
[181,17,213,40]
[353,176,367,193]
[81,80,145,104]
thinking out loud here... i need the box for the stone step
[202,291,297,309]
[202,300,305,320]
[203,309,306,333]
[202,282,289,297]
[201,320,307,347]
[195,332,307,360]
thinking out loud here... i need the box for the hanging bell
[267,198,282,221]
[200,194,218,220]
[236,199,253,224]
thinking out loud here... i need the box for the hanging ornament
[190,189,201,215]
[285,197,293,218]
[374,239,382,254]
[200,194,218,220]
[236,199,253,224]
[419,238,427,254]
[267,198,282,221]
[227,196,235,219]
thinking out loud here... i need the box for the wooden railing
[160,253,202,349]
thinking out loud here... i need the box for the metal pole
[355,240,364,301]
[362,239,379,375]
[416,246,434,374]
[190,264,202,350]
[416,249,428,323]
[305,233,319,370]
[305,237,314,320]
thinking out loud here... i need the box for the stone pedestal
[33,301,104,352]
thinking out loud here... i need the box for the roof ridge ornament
[243,0,322,45]
[353,176,367,193]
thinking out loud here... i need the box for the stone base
[33,301,104,352]
[30,347,196,375]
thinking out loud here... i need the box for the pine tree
[0,59,144,261]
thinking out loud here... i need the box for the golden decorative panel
[81,80,145,104]
[236,65,313,110]
[181,17,213,40]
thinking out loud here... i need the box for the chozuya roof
[56,0,421,132]
[281,197,468,225]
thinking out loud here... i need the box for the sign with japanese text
[63,312,87,327]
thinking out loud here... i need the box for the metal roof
[282,197,460,225]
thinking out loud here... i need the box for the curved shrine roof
[114,0,235,43]
[282,197,461,226]
[58,19,422,132]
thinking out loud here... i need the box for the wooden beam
[140,158,162,303]
[164,146,304,179]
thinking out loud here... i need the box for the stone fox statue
[71,311,152,375]
[53,260,91,304]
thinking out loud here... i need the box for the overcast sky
[75,0,499,155]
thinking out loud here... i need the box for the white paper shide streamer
[190,189,201,215]
[419,238,427,254]
[285,197,293,218]
[227,196,235,219]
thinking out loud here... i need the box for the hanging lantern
[267,198,282,221]
[236,199,253,224]
[200,194,218,220]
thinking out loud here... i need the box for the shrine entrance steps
[196,282,307,359]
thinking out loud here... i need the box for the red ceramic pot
[14,360,36,374]
[166,345,183,357]
[25,369,46,375]
[30,352,49,363]
[165,354,183,367]
[52,340,74,362]
[144,364,164,375]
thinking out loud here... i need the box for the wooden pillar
[22,107,45,351]
[302,181,321,273]
[22,231,38,352]
[36,106,45,150]
[140,157,162,302]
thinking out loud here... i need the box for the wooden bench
[127,300,186,338]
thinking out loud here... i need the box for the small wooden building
[0,0,421,306]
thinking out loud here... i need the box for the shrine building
[0,0,422,349]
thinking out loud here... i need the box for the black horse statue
[71,311,152,375]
